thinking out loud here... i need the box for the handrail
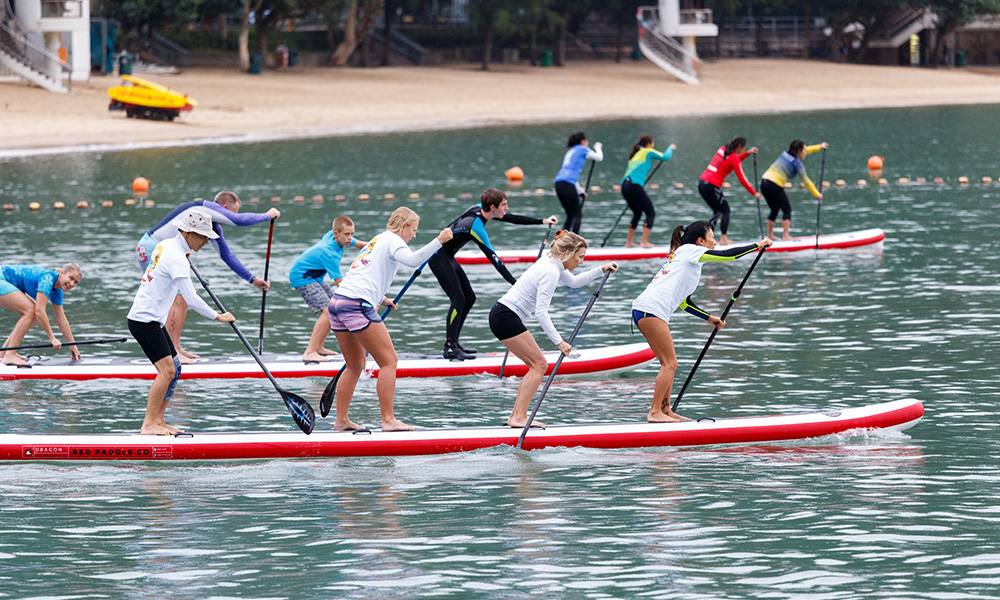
[0,9,72,91]
[637,6,701,74]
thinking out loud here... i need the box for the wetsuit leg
[429,254,469,345]
[699,180,730,235]
[761,180,784,222]
[555,181,582,233]
[623,179,655,228]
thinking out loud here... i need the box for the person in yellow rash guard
[760,140,829,240]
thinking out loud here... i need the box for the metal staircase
[636,6,701,84]
[869,6,936,49]
[0,0,71,93]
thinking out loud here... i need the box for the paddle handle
[517,269,614,449]
[0,338,127,353]
[258,218,275,354]
[672,246,767,412]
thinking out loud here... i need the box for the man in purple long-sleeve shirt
[136,190,279,363]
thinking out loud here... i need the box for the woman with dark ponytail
[554,131,603,233]
[760,139,829,240]
[620,135,675,247]
[631,220,771,422]
[698,136,761,245]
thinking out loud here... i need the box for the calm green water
[1,105,998,599]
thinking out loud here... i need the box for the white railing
[0,1,71,92]
[637,6,701,84]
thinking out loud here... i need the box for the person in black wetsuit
[429,188,558,361]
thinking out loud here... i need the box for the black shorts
[761,179,792,221]
[489,302,527,341]
[128,319,177,364]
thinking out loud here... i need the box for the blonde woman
[489,231,617,428]
[330,207,452,432]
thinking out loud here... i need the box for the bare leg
[354,323,413,431]
[1,292,37,366]
[499,330,548,428]
[302,312,334,362]
[766,219,776,241]
[719,233,732,245]
[332,329,365,431]
[140,355,180,435]
[166,296,198,363]
[640,226,655,248]
[636,316,689,422]
[781,218,793,241]
[625,227,636,247]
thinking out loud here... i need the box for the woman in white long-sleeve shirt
[330,207,453,432]
[489,231,617,428]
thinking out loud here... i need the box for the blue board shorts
[328,294,382,333]
[295,281,334,314]
[0,277,21,297]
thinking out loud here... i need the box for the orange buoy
[612,184,622,192]
[433,194,446,200]
[29,202,41,210]
[293,195,305,203]
[822,181,831,189]
[857,179,867,187]
[674,183,685,190]
[784,182,793,189]
[878,178,888,185]
[835,179,846,187]
[132,177,150,194]
[867,156,884,170]
[144,199,155,207]
[982,176,993,184]
[312,195,323,203]
[590,186,601,193]
[54,201,65,209]
[505,166,525,181]
[959,176,969,185]
[3,204,14,211]
[383,193,395,200]
[915,177,926,184]
[270,196,281,204]
[102,200,113,207]
[408,193,420,199]
[722,182,731,189]
[125,198,136,206]
[649,183,660,190]
[249,197,261,204]
[335,195,347,201]
[76,201,88,209]
[933,177,944,184]
[898,177,909,185]
[358,194,370,201]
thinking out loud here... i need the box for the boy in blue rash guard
[0,263,83,366]
[632,220,771,423]
[554,131,603,233]
[429,188,558,361]
[289,215,367,363]
[136,190,279,363]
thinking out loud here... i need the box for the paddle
[499,225,554,378]
[0,337,127,353]
[600,161,663,248]
[188,259,315,435]
[671,246,767,413]
[516,268,614,450]
[753,153,764,238]
[257,218,275,354]
[577,159,597,211]
[319,257,431,418]
[815,147,827,251]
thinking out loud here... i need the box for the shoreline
[3,58,1000,158]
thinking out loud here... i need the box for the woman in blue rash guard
[632,220,771,423]
[553,131,603,234]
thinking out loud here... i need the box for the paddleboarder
[489,230,617,428]
[620,135,675,248]
[698,136,762,245]
[329,207,452,432]
[289,215,367,363]
[0,263,83,366]
[760,140,829,240]
[632,220,771,423]
[430,188,558,361]
[127,208,236,436]
[554,131,603,233]
[136,190,279,364]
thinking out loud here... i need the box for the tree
[470,0,514,71]
[325,0,384,66]
[927,0,1000,65]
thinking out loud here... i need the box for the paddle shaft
[600,161,664,248]
[0,338,127,352]
[577,159,597,211]
[536,223,553,261]
[753,153,764,238]
[671,246,767,413]
[257,218,275,354]
[516,269,613,450]
[815,148,827,250]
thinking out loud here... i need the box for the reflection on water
[2,105,1000,598]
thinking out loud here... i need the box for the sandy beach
[2,58,1000,155]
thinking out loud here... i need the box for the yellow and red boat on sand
[107,74,196,121]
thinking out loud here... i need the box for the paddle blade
[320,371,342,418]
[278,387,315,435]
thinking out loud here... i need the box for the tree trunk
[239,0,251,71]
[331,1,358,66]
[481,15,493,71]
[529,23,538,66]
[218,12,229,47]
[554,21,566,67]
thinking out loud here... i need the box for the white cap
[172,208,219,239]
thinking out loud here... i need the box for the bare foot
[624,242,637,248]
[507,418,546,428]
[164,423,184,434]
[140,423,174,435]
[179,347,200,359]
[648,410,690,423]
[2,354,29,366]
[302,352,331,363]
[719,236,732,245]
[382,418,416,432]
[333,419,364,431]
[179,354,198,365]
[782,235,794,241]
[318,348,339,356]
[640,242,656,248]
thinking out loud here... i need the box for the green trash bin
[249,54,262,74]
[955,51,965,67]
[288,48,298,67]
[540,50,552,67]
[118,53,133,76]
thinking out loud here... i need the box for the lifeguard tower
[637,0,717,84]
[1,0,90,93]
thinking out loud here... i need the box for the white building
[1,0,90,93]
